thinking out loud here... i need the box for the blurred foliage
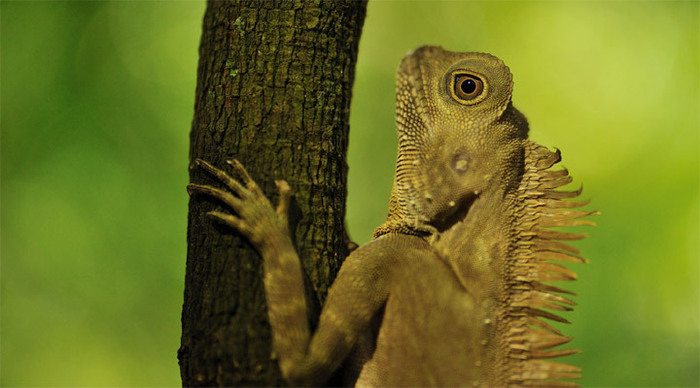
[1,1,697,386]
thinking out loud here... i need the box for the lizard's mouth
[430,192,478,233]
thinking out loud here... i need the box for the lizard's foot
[187,158,291,247]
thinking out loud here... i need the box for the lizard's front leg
[187,159,386,386]
[187,159,312,376]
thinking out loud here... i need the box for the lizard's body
[188,46,592,387]
[353,234,481,386]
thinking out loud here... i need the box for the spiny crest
[503,141,597,387]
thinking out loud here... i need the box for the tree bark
[179,1,367,386]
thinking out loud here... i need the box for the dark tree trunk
[179,0,367,386]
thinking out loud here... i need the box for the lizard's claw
[187,183,242,210]
[195,159,248,197]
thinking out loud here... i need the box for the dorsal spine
[502,141,597,387]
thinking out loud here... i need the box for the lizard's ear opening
[449,70,488,105]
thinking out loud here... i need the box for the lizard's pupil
[461,79,476,94]
[452,73,484,103]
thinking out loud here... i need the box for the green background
[1,1,698,386]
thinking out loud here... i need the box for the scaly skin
[188,46,593,387]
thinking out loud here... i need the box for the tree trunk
[179,0,367,386]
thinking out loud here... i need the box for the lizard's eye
[451,73,485,104]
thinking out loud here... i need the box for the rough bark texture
[179,1,366,386]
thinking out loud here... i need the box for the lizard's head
[378,46,529,236]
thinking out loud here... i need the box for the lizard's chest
[357,259,494,387]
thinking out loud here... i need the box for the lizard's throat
[374,167,483,238]
[429,191,479,233]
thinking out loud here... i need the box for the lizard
[187,46,595,387]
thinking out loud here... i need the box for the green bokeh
[1,1,697,386]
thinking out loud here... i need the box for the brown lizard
[187,46,594,387]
